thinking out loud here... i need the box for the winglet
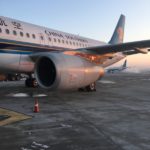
[109,14,125,44]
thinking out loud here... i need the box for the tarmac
[0,73,150,150]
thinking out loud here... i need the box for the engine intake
[37,57,56,87]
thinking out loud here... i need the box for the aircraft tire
[25,78,38,88]
[78,82,96,92]
[85,82,96,92]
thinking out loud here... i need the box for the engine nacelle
[35,53,104,90]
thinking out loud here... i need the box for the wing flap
[134,48,148,54]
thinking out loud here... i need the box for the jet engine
[34,53,104,90]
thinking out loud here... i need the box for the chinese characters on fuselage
[0,18,23,30]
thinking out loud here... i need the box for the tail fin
[122,59,127,68]
[109,14,125,44]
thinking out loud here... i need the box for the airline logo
[117,27,124,43]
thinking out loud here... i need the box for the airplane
[106,59,127,73]
[0,14,150,92]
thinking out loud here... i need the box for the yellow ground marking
[0,108,32,126]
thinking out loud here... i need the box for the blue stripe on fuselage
[0,49,33,55]
[0,38,70,53]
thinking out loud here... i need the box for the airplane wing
[123,48,150,55]
[0,38,150,57]
[75,40,150,55]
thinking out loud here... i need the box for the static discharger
[34,99,39,113]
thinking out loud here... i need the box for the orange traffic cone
[34,99,39,113]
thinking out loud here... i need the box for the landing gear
[25,78,38,88]
[85,82,96,92]
[78,82,96,92]
[25,77,38,88]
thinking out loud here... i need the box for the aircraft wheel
[25,78,38,88]
[85,82,96,92]
[78,87,85,92]
[78,82,96,92]
[25,78,30,87]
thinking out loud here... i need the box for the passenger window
[40,36,44,40]
[32,34,36,39]
[48,37,51,41]
[54,38,57,42]
[6,29,10,34]
[20,32,23,37]
[26,33,30,38]
[13,30,17,35]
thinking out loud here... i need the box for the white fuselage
[0,16,124,74]
[0,16,104,49]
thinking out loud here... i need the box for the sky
[1,0,150,71]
